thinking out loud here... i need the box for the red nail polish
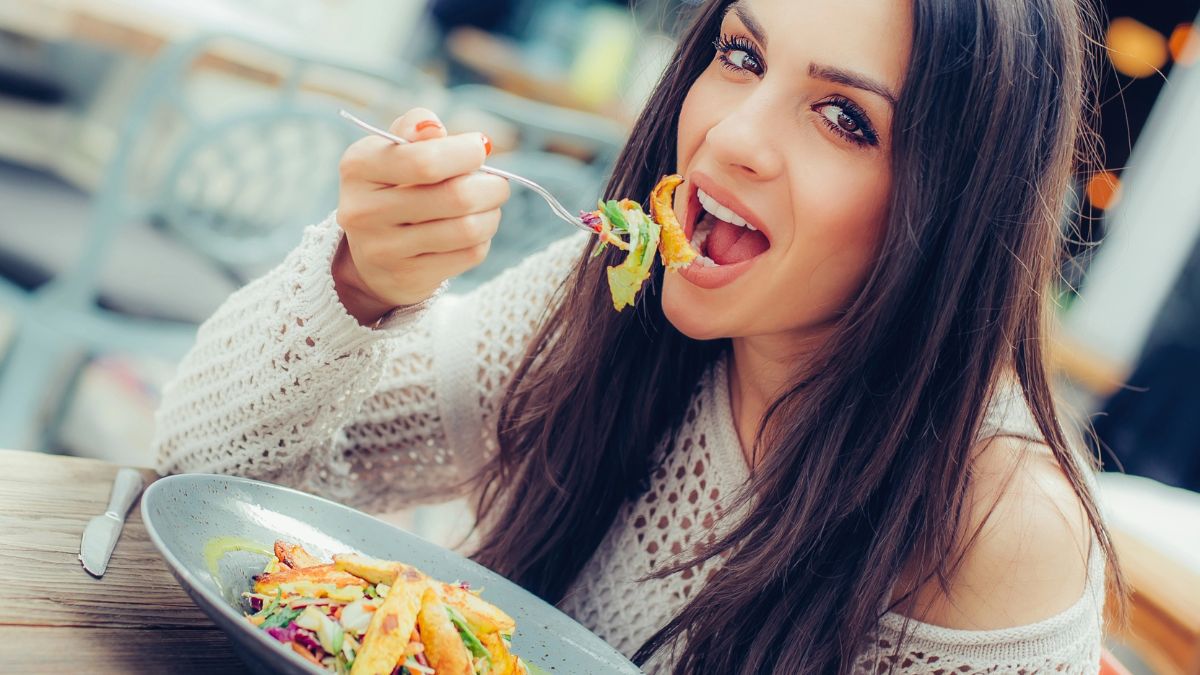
[481,134,493,157]
[416,120,442,132]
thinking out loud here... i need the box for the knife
[79,468,144,578]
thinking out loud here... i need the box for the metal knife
[79,468,144,578]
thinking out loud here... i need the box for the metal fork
[338,110,594,234]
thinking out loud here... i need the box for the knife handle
[105,468,144,518]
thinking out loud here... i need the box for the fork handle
[339,110,593,233]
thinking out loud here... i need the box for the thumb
[389,107,448,143]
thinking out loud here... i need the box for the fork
[338,110,595,234]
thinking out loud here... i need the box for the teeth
[685,220,720,268]
[697,189,754,230]
[690,220,712,250]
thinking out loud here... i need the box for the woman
[156,0,1125,672]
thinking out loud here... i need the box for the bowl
[141,473,642,675]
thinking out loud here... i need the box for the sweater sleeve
[153,212,589,512]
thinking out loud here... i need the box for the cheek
[675,72,722,175]
[785,166,892,307]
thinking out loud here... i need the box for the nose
[704,99,785,181]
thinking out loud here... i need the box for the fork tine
[475,166,588,230]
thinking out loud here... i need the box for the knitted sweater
[155,213,1106,674]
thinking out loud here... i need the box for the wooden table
[0,0,300,57]
[4,447,1199,673]
[0,449,247,673]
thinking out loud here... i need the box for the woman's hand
[333,108,507,324]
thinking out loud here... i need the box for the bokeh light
[1107,17,1169,78]
[1169,23,1199,66]
[1086,171,1123,211]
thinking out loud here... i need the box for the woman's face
[663,0,912,343]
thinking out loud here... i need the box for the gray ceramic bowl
[141,473,642,675]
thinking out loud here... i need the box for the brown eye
[819,105,860,133]
[726,49,763,75]
[813,98,879,147]
[713,34,766,78]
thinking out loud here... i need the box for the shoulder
[895,435,1094,630]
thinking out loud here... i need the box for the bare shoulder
[895,435,1094,630]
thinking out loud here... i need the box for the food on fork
[242,540,529,675]
[582,174,698,311]
[649,174,698,270]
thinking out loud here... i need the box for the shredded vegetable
[584,174,699,311]
[224,539,534,675]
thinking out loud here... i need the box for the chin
[661,272,728,341]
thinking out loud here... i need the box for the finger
[340,172,508,231]
[388,107,448,142]
[404,240,493,280]
[359,132,491,187]
[353,236,492,299]
[387,210,502,256]
[382,172,510,224]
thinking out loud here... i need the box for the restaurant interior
[0,0,1198,672]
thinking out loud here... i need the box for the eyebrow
[729,2,767,47]
[808,63,898,107]
[726,1,899,108]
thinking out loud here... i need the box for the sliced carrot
[291,642,323,666]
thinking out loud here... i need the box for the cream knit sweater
[155,213,1105,674]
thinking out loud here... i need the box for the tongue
[704,217,770,266]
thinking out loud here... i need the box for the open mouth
[685,182,772,269]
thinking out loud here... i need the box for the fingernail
[416,120,443,132]
[481,133,493,157]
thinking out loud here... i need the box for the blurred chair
[0,31,439,452]
[1099,648,1134,675]
[1101,472,1200,674]
[441,83,625,289]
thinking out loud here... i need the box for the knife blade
[80,468,144,578]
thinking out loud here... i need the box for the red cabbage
[266,623,299,644]
[293,627,325,656]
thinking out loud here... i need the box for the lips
[682,174,771,246]
[673,172,774,289]
[681,174,771,268]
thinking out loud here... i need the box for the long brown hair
[471,0,1126,672]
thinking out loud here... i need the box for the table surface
[0,449,248,673]
[4,447,1200,673]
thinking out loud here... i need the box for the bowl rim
[142,473,340,674]
[139,473,641,674]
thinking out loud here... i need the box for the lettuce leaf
[605,203,660,311]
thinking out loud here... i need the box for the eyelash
[713,33,764,76]
[815,95,879,147]
[711,33,879,148]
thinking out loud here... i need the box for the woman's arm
[153,212,587,513]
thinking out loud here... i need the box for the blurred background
[0,0,1198,672]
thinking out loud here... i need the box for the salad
[582,174,698,311]
[242,540,530,675]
